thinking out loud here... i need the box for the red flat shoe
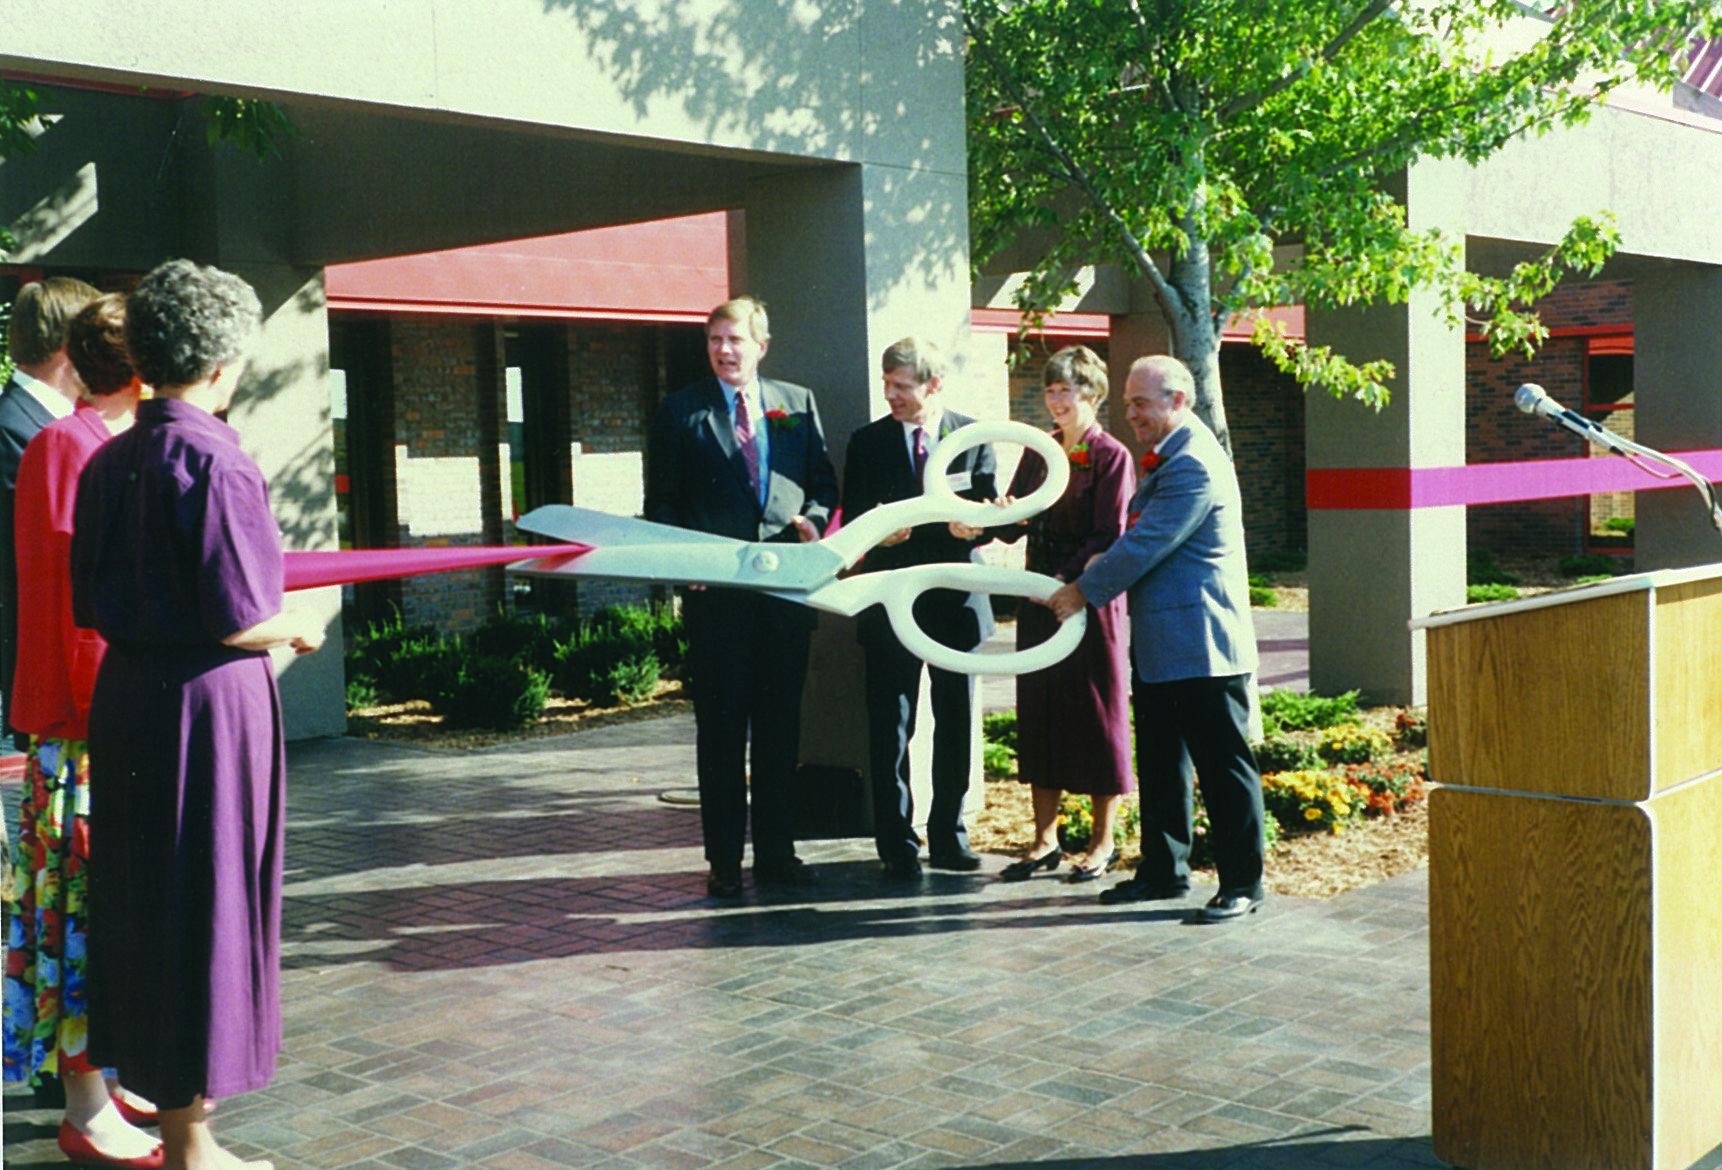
[57,1120,165,1169]
[111,1094,159,1126]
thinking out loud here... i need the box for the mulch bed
[345,682,692,751]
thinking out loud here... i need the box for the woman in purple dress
[975,346,1136,881]
[72,260,326,1170]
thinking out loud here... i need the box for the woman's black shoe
[1000,848,1061,882]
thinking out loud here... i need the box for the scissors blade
[511,505,845,592]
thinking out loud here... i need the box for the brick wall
[1221,346,1306,562]
[390,318,506,630]
[1464,279,1633,559]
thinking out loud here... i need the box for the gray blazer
[1076,417,1258,684]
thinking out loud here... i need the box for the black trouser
[1131,673,1265,897]
[862,632,973,863]
[684,590,812,870]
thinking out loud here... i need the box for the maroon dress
[998,424,1135,795]
[70,397,287,1108]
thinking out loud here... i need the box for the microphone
[1513,383,1722,536]
[1514,384,1629,454]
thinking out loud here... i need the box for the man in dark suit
[842,337,995,879]
[2,276,100,742]
[645,297,839,898]
[1047,355,1266,923]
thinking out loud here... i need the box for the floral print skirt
[3,737,96,1084]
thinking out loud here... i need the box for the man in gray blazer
[1046,355,1266,923]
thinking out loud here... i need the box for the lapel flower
[764,407,798,429]
[1140,450,1162,474]
[1068,442,1092,469]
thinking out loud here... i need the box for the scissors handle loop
[820,420,1069,567]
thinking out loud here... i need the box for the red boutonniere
[763,408,799,429]
[1140,450,1162,473]
[1068,442,1092,469]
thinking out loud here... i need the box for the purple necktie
[912,425,927,481]
[734,390,762,500]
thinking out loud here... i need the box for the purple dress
[998,424,1135,795]
[70,398,286,1108]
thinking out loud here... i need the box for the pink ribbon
[283,544,588,592]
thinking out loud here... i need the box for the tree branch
[1124,0,1181,113]
[1215,0,1395,122]
[963,5,1183,329]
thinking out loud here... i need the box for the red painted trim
[1306,447,1722,509]
[326,297,709,325]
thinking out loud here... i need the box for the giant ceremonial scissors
[509,420,1086,676]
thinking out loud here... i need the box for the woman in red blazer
[4,293,163,1169]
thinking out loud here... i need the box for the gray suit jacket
[1076,417,1258,684]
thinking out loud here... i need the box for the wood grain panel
[1652,577,1722,793]
[1427,591,1651,800]
[1651,775,1722,1170]
[1431,788,1653,1170]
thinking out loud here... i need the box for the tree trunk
[1164,236,1232,457]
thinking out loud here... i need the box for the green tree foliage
[964,1,1722,449]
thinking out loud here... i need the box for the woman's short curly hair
[125,259,262,389]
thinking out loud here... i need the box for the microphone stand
[1517,384,1722,537]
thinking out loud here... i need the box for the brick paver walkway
[7,714,1719,1169]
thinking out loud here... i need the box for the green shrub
[1603,516,1635,534]
[553,621,652,703]
[1249,584,1277,608]
[982,709,1018,751]
[584,603,686,674]
[1316,723,1393,765]
[1394,708,1428,749]
[1057,793,1139,852]
[428,654,552,730]
[1466,583,1520,603]
[1251,549,1306,573]
[982,740,1017,779]
[1262,769,1368,834]
[1558,553,1626,579]
[349,608,446,701]
[1254,735,1322,774]
[469,608,570,675]
[345,673,381,711]
[1467,549,1519,586]
[599,652,661,707]
[1259,689,1360,735]
[392,637,467,704]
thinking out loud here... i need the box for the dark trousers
[1132,673,1265,897]
[862,632,973,862]
[684,590,812,870]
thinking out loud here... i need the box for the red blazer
[12,404,112,740]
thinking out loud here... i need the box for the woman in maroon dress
[72,260,325,1170]
[977,346,1136,881]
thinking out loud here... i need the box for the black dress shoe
[754,857,818,887]
[999,848,1061,882]
[1098,874,1190,905]
[927,847,983,872]
[707,866,744,899]
[1196,891,1264,922]
[881,856,923,881]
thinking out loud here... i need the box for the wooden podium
[1415,564,1722,1170]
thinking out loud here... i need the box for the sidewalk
[2,710,1448,1170]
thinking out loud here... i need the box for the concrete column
[223,264,346,740]
[1631,265,1722,570]
[741,152,980,830]
[1303,164,1468,705]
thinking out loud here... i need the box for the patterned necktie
[734,389,762,501]
[912,425,928,482]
